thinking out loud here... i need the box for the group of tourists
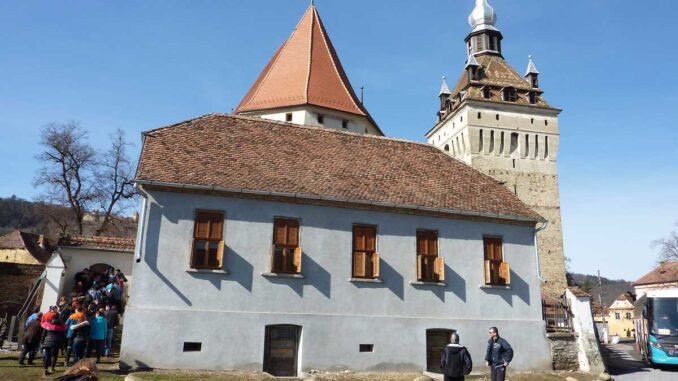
[440,326,514,381]
[17,267,125,377]
[70,267,127,314]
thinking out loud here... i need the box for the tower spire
[465,0,503,57]
[439,76,451,96]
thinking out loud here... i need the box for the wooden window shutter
[353,252,366,278]
[417,255,423,281]
[287,220,299,247]
[429,232,438,256]
[270,244,276,272]
[365,227,376,252]
[293,246,302,273]
[417,231,427,256]
[217,241,224,267]
[435,257,445,282]
[495,239,503,261]
[484,238,493,261]
[209,215,223,240]
[354,227,365,251]
[499,262,511,285]
[372,252,380,278]
[274,220,287,245]
[194,216,210,239]
[484,260,491,284]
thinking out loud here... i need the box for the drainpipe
[534,220,548,282]
[134,185,149,263]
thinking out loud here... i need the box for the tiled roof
[449,54,551,108]
[567,286,591,298]
[0,230,50,264]
[136,113,542,223]
[58,235,135,252]
[634,261,678,286]
[234,5,380,133]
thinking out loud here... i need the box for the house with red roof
[120,1,557,376]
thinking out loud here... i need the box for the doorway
[426,328,455,373]
[264,324,301,377]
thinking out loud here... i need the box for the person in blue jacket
[485,327,513,381]
[87,308,108,363]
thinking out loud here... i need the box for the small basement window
[317,114,324,124]
[342,119,349,129]
[359,344,374,352]
[285,113,293,122]
[183,342,202,352]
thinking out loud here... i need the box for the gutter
[133,185,150,263]
[534,220,549,282]
[134,179,541,224]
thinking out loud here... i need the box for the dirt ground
[0,352,599,381]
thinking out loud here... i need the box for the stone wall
[547,334,579,370]
[0,262,44,317]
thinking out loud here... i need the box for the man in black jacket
[440,332,472,381]
[485,327,513,381]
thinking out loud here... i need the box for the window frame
[271,217,302,274]
[190,210,225,270]
[352,224,379,279]
[483,235,510,286]
[416,229,444,282]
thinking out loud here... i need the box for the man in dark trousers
[485,327,513,381]
[440,332,473,381]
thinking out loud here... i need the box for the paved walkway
[604,343,678,381]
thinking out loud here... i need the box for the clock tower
[426,0,567,297]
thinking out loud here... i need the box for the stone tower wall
[430,105,567,297]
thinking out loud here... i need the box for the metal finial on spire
[439,76,450,96]
[525,54,540,76]
[468,0,498,32]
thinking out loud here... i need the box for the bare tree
[94,129,136,236]
[34,122,97,235]
[653,223,678,261]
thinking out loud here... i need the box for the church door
[264,325,301,377]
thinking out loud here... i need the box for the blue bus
[634,294,678,366]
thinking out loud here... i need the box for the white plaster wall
[121,189,551,372]
[244,106,380,135]
[60,247,133,297]
[565,290,604,373]
[40,254,66,312]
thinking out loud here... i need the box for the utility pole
[598,270,608,343]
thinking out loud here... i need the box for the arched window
[510,133,519,155]
[489,130,495,153]
[545,136,549,159]
[479,129,484,153]
[524,134,530,158]
[499,131,505,154]
[444,144,450,152]
[534,134,539,159]
[502,87,517,102]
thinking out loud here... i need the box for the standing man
[440,332,473,381]
[485,327,513,381]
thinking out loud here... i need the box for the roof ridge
[304,5,314,104]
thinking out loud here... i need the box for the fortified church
[121,0,572,375]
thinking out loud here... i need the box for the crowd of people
[17,267,126,377]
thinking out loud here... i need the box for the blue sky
[1,1,676,281]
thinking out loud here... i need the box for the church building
[121,1,555,375]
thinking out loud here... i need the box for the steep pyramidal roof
[235,5,373,120]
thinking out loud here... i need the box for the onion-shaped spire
[468,0,498,32]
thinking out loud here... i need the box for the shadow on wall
[350,258,405,300]
[262,252,331,298]
[478,270,531,306]
[144,201,193,306]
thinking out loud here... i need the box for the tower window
[285,113,293,122]
[499,132,505,154]
[479,129,484,153]
[475,35,485,52]
[489,130,495,153]
[528,92,537,104]
[534,134,539,159]
[477,112,482,119]
[444,144,450,152]
[495,114,499,121]
[524,134,530,158]
[342,119,349,129]
[461,132,467,152]
[545,120,549,126]
[482,86,491,99]
[489,36,497,51]
[510,133,519,155]
[545,136,549,159]
[502,87,517,102]
[531,118,534,124]
[317,114,324,124]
